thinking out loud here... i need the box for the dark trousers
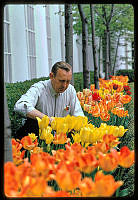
[15,118,39,140]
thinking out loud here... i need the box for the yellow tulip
[72,133,81,143]
[36,115,49,130]
[28,133,38,142]
[118,126,128,137]
[80,127,91,143]
[51,117,57,130]
[55,118,68,134]
[40,126,52,141]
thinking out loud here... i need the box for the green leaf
[116,188,129,197]
[119,188,129,197]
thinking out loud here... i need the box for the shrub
[115,69,134,82]
[6,77,49,137]
[74,71,94,92]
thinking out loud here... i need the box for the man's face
[50,68,72,93]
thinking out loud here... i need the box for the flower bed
[4,76,135,197]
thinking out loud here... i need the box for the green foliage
[73,4,134,39]
[6,77,49,136]
[74,71,94,92]
[115,69,134,82]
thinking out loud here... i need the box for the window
[4,5,12,83]
[24,5,36,79]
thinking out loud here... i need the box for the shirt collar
[48,80,60,97]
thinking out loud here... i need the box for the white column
[8,5,29,82]
[34,5,49,78]
[49,5,62,65]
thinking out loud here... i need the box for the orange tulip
[65,142,84,154]
[93,141,110,154]
[90,84,95,91]
[12,138,26,165]
[93,171,123,197]
[52,148,65,163]
[117,109,129,117]
[53,132,70,144]
[98,148,119,171]
[55,161,81,191]
[79,171,123,197]
[100,112,110,121]
[20,176,48,197]
[111,107,129,117]
[86,145,97,156]
[79,177,95,196]
[103,134,120,148]
[77,91,84,100]
[120,95,132,104]
[118,146,134,168]
[77,152,99,173]
[20,136,38,150]
[30,146,43,154]
[30,152,56,178]
[4,162,19,197]
[90,104,100,117]
[12,138,22,151]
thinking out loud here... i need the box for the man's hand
[49,117,55,125]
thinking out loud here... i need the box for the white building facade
[4,4,133,83]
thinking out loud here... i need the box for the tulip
[36,115,49,130]
[98,148,119,171]
[118,146,134,168]
[92,171,123,197]
[20,136,38,151]
[28,133,38,142]
[120,95,132,104]
[79,171,123,197]
[53,132,69,144]
[55,161,82,191]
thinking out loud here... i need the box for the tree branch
[107,4,114,24]
[94,6,106,25]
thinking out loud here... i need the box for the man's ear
[50,72,54,80]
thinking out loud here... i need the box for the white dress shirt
[14,79,84,117]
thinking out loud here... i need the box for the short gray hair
[51,61,72,76]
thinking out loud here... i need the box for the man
[14,61,84,139]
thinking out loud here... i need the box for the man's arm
[26,109,45,119]
[27,109,54,125]
[14,82,43,117]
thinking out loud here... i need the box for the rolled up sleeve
[14,83,42,117]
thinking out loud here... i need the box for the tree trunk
[98,37,102,78]
[90,4,99,89]
[108,30,112,76]
[78,4,90,89]
[105,26,110,80]
[65,4,74,85]
[102,32,106,77]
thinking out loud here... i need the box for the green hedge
[116,69,134,82]
[6,72,94,136]
[6,77,49,136]
[74,71,94,92]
